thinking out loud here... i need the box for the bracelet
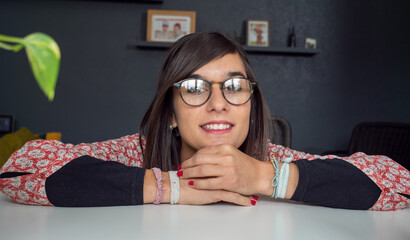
[270,157,280,198]
[276,154,293,199]
[152,167,163,205]
[168,171,180,205]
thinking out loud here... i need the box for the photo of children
[151,15,191,42]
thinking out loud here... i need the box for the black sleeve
[290,159,382,210]
[45,155,146,207]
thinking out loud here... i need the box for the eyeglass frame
[172,77,258,106]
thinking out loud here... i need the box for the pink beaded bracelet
[152,168,163,205]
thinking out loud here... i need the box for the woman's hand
[143,169,256,206]
[178,178,256,206]
[179,144,274,196]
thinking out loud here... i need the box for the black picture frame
[0,115,14,136]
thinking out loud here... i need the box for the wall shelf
[135,41,319,56]
[242,46,318,55]
[135,41,172,49]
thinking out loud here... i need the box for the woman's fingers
[179,164,224,179]
[216,190,254,206]
[181,144,236,169]
[178,179,255,206]
[181,153,223,169]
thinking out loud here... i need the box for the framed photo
[305,38,317,49]
[0,115,14,136]
[147,9,196,42]
[246,19,269,47]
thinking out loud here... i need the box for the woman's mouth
[200,122,234,134]
[201,123,232,130]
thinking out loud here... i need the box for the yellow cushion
[0,127,40,169]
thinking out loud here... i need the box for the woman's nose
[206,84,228,112]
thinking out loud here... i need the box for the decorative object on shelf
[305,38,317,49]
[0,33,60,101]
[246,19,269,47]
[287,27,296,47]
[232,30,242,44]
[146,9,196,43]
[0,115,14,136]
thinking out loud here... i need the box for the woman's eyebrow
[187,71,246,79]
[187,74,202,79]
[227,71,246,78]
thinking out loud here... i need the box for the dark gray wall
[1,0,409,154]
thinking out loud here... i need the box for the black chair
[270,115,292,148]
[325,122,410,170]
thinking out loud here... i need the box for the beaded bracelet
[168,171,180,205]
[152,167,163,205]
[270,157,280,198]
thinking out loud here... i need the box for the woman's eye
[226,85,241,92]
[187,87,205,94]
[183,80,208,94]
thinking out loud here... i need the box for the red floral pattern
[1,133,409,210]
[268,144,410,211]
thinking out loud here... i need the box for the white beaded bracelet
[168,171,180,205]
[276,154,293,199]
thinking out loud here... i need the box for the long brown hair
[140,31,271,171]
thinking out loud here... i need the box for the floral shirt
[0,133,409,210]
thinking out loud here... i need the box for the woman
[0,32,409,210]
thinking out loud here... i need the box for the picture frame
[0,115,14,136]
[305,38,317,49]
[147,9,196,42]
[246,19,270,47]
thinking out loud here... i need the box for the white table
[0,194,409,240]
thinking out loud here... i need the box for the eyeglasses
[173,77,258,106]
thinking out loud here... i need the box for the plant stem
[0,34,24,44]
[0,34,25,52]
[0,41,23,52]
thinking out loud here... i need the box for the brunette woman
[0,32,408,210]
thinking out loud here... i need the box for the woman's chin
[203,139,236,148]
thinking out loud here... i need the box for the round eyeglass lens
[180,79,210,106]
[223,78,252,105]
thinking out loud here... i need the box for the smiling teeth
[202,124,232,130]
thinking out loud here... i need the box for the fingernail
[188,180,194,186]
[177,165,181,171]
[252,195,259,201]
[177,171,183,177]
[251,200,256,206]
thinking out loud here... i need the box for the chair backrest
[348,122,410,170]
[271,115,292,148]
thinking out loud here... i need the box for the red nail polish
[188,180,194,186]
[251,200,256,206]
[252,195,259,201]
[177,165,181,171]
[177,171,183,177]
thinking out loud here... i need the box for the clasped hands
[177,144,274,206]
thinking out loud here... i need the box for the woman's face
[173,53,251,161]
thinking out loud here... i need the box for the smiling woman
[140,32,270,172]
[0,31,409,210]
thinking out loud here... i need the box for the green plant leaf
[23,33,60,101]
